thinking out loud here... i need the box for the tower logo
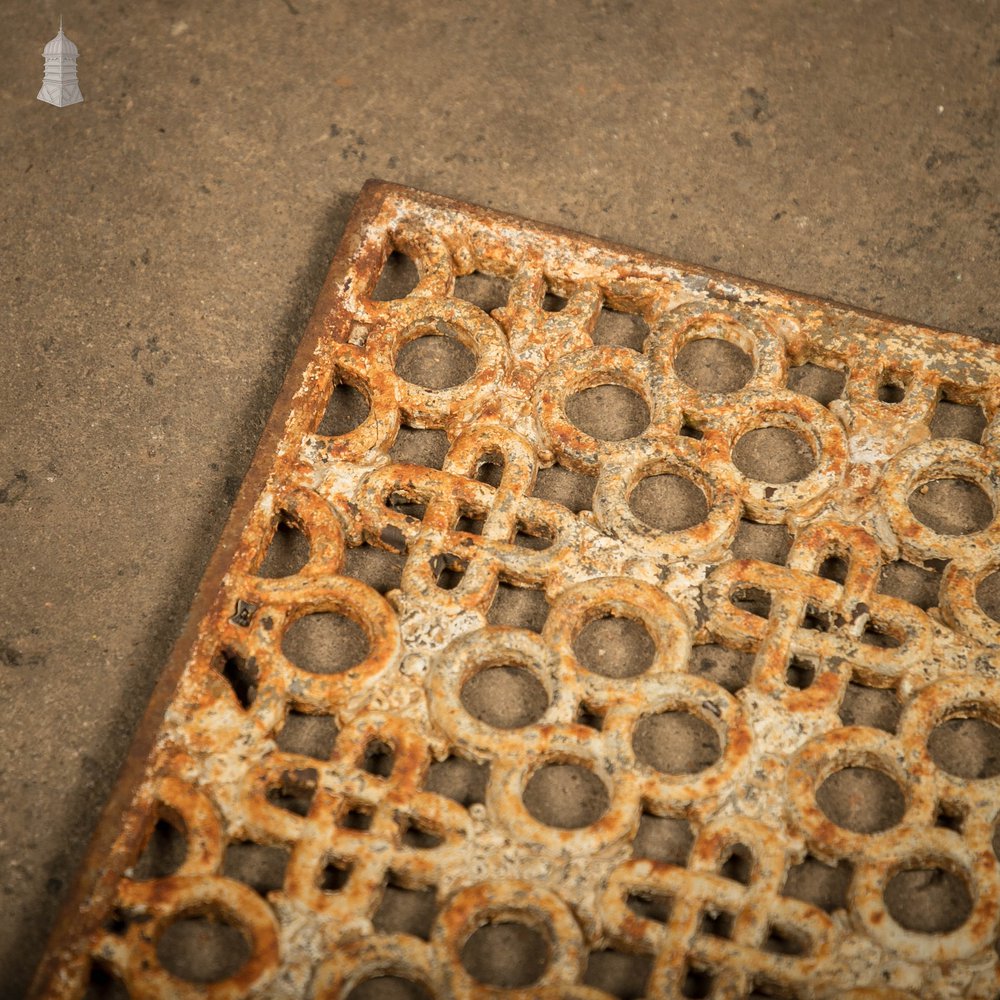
[38,17,83,107]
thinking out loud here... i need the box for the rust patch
[31,182,1000,999]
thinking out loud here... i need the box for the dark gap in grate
[475,457,504,487]
[344,978,431,1000]
[487,582,549,632]
[730,518,791,564]
[318,858,352,892]
[786,361,846,405]
[532,462,595,513]
[781,855,852,912]
[786,655,815,690]
[453,272,510,314]
[633,711,721,775]
[675,337,753,393]
[762,923,809,956]
[908,478,993,536]
[566,384,649,442]
[455,512,485,536]
[680,963,714,999]
[222,841,289,896]
[396,332,477,390]
[361,739,395,778]
[934,802,964,832]
[317,381,369,437]
[215,649,258,710]
[632,812,693,865]
[372,249,419,301]
[340,805,374,831]
[276,710,338,759]
[927,716,1000,779]
[103,909,129,936]
[838,682,901,732]
[576,703,605,730]
[513,520,554,550]
[592,308,648,351]
[372,875,437,939]
[699,909,734,939]
[582,948,653,999]
[542,290,567,312]
[860,620,902,648]
[626,890,673,923]
[719,844,753,884]
[460,921,550,988]
[878,558,942,611]
[884,867,973,934]
[731,586,771,618]
[678,419,704,439]
[132,817,186,880]
[629,472,709,532]
[749,979,799,999]
[388,425,450,469]
[343,543,406,595]
[977,568,1000,623]
[732,426,816,484]
[574,614,655,678]
[282,612,369,675]
[523,763,610,829]
[929,393,987,443]
[258,514,310,577]
[434,554,466,591]
[461,666,548,729]
[423,754,489,807]
[818,554,848,584]
[386,492,427,522]
[83,962,130,1000]
[877,376,907,404]
[801,604,832,632]
[688,642,753,693]
[266,769,317,817]
[156,914,251,984]
[816,767,905,833]
[400,818,444,850]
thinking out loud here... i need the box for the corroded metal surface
[32,181,1000,999]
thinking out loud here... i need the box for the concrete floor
[1,0,999,994]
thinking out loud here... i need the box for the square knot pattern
[32,184,1000,1000]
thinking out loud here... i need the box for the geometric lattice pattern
[32,183,1000,999]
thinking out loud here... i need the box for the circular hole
[632,711,721,774]
[629,473,709,532]
[976,570,1000,623]
[346,977,431,1000]
[927,716,1000,779]
[317,382,369,436]
[396,331,477,389]
[573,615,655,678]
[460,666,548,729]
[732,427,816,484]
[460,921,550,988]
[674,337,753,393]
[565,384,649,441]
[523,763,610,828]
[815,767,905,833]
[157,915,251,983]
[884,867,972,934]
[282,612,369,674]
[908,478,993,536]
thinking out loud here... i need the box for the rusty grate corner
[33,181,1000,999]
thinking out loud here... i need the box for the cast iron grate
[33,182,1000,999]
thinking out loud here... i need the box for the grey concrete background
[1,0,998,994]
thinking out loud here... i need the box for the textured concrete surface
[1,0,999,994]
